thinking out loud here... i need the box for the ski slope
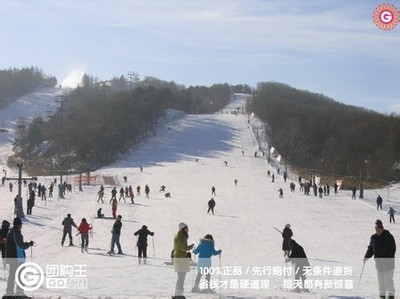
[0,91,399,298]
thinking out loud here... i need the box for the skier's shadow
[214,214,238,218]
[132,203,149,207]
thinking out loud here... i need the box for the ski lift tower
[127,71,140,89]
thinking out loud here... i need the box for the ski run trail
[0,87,399,298]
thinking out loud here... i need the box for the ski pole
[219,254,222,295]
[355,261,366,297]
[191,254,196,286]
[152,236,155,258]
[272,227,282,234]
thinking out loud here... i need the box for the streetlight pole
[56,94,69,199]
[5,162,36,218]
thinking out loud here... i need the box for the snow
[0,91,399,298]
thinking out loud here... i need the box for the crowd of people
[0,166,398,298]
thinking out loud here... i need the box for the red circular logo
[373,3,400,30]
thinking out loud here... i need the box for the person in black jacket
[207,198,216,215]
[287,239,310,293]
[108,215,123,254]
[376,195,383,210]
[0,220,10,269]
[364,219,396,298]
[282,224,293,257]
[61,213,78,246]
[134,225,154,263]
[4,217,35,297]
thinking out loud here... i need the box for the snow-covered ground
[0,91,399,298]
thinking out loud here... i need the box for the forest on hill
[249,82,400,185]
[3,67,400,184]
[10,73,242,175]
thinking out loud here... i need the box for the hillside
[0,91,399,298]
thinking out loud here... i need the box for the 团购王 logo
[16,262,45,292]
[373,3,400,30]
[15,262,88,292]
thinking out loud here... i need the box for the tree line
[0,67,57,109]
[249,82,400,184]
[9,69,399,184]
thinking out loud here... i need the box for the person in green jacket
[172,222,194,298]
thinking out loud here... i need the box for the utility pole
[127,71,139,89]
[55,94,68,199]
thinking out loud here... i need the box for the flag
[336,180,343,190]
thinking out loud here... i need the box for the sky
[0,89,399,298]
[1,1,400,114]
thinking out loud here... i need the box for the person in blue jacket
[191,234,222,293]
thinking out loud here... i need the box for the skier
[351,186,357,199]
[136,185,141,197]
[129,185,135,203]
[97,208,104,218]
[134,225,154,263]
[26,190,35,215]
[318,186,323,198]
[61,213,78,246]
[145,184,150,198]
[110,187,117,203]
[191,234,222,293]
[376,195,383,210]
[234,179,238,186]
[364,219,396,298]
[278,188,283,198]
[211,186,216,196]
[77,218,92,253]
[111,198,118,219]
[207,198,216,215]
[4,217,35,297]
[287,239,310,293]
[108,215,123,255]
[41,185,46,201]
[160,185,166,192]
[119,187,126,203]
[0,220,10,271]
[49,182,54,197]
[388,207,396,223]
[282,224,293,257]
[97,186,104,203]
[172,222,194,298]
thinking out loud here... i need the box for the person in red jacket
[78,218,92,253]
[112,198,118,219]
